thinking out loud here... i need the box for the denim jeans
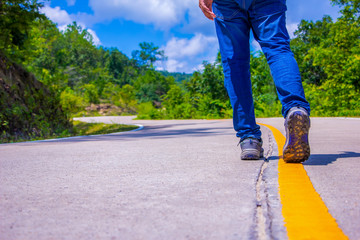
[213,0,310,140]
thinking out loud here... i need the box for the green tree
[106,48,138,86]
[291,16,333,85]
[133,70,175,105]
[22,18,70,94]
[250,53,281,117]
[60,87,86,115]
[132,42,166,68]
[62,23,101,87]
[162,85,194,119]
[81,83,100,104]
[290,0,360,116]
[332,0,360,20]
[0,0,45,60]
[102,82,121,104]
[182,53,231,119]
[118,84,137,113]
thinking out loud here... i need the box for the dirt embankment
[0,54,72,142]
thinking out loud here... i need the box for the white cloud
[165,34,217,58]
[86,0,193,30]
[159,33,218,73]
[41,5,101,46]
[251,38,262,53]
[164,59,185,72]
[286,22,299,39]
[87,29,102,46]
[41,5,72,27]
[82,0,216,35]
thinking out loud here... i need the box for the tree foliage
[0,0,45,60]
[1,0,359,140]
[290,0,360,116]
[132,42,166,68]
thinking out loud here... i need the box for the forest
[0,0,359,141]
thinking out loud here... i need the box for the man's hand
[199,0,216,20]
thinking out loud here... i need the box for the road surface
[0,116,359,240]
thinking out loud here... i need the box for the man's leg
[249,0,311,162]
[213,0,261,140]
[248,0,310,117]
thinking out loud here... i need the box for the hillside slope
[0,55,72,142]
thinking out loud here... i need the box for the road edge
[0,124,144,145]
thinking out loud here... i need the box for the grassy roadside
[72,120,138,136]
[0,121,139,144]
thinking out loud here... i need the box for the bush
[60,87,86,114]
[82,83,100,104]
[136,102,164,119]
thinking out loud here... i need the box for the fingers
[199,0,216,20]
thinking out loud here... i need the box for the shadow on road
[266,156,279,161]
[10,122,234,146]
[304,151,360,165]
[263,152,360,166]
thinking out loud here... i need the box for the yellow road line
[259,123,349,240]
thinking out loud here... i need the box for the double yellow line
[260,123,349,240]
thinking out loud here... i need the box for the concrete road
[257,117,360,240]
[0,117,359,240]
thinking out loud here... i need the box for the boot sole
[283,112,310,163]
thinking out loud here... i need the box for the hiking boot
[283,107,310,163]
[240,138,264,160]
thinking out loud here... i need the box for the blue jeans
[213,0,310,139]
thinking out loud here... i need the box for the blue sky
[42,0,341,73]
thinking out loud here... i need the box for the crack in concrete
[254,131,275,240]
[255,161,270,240]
